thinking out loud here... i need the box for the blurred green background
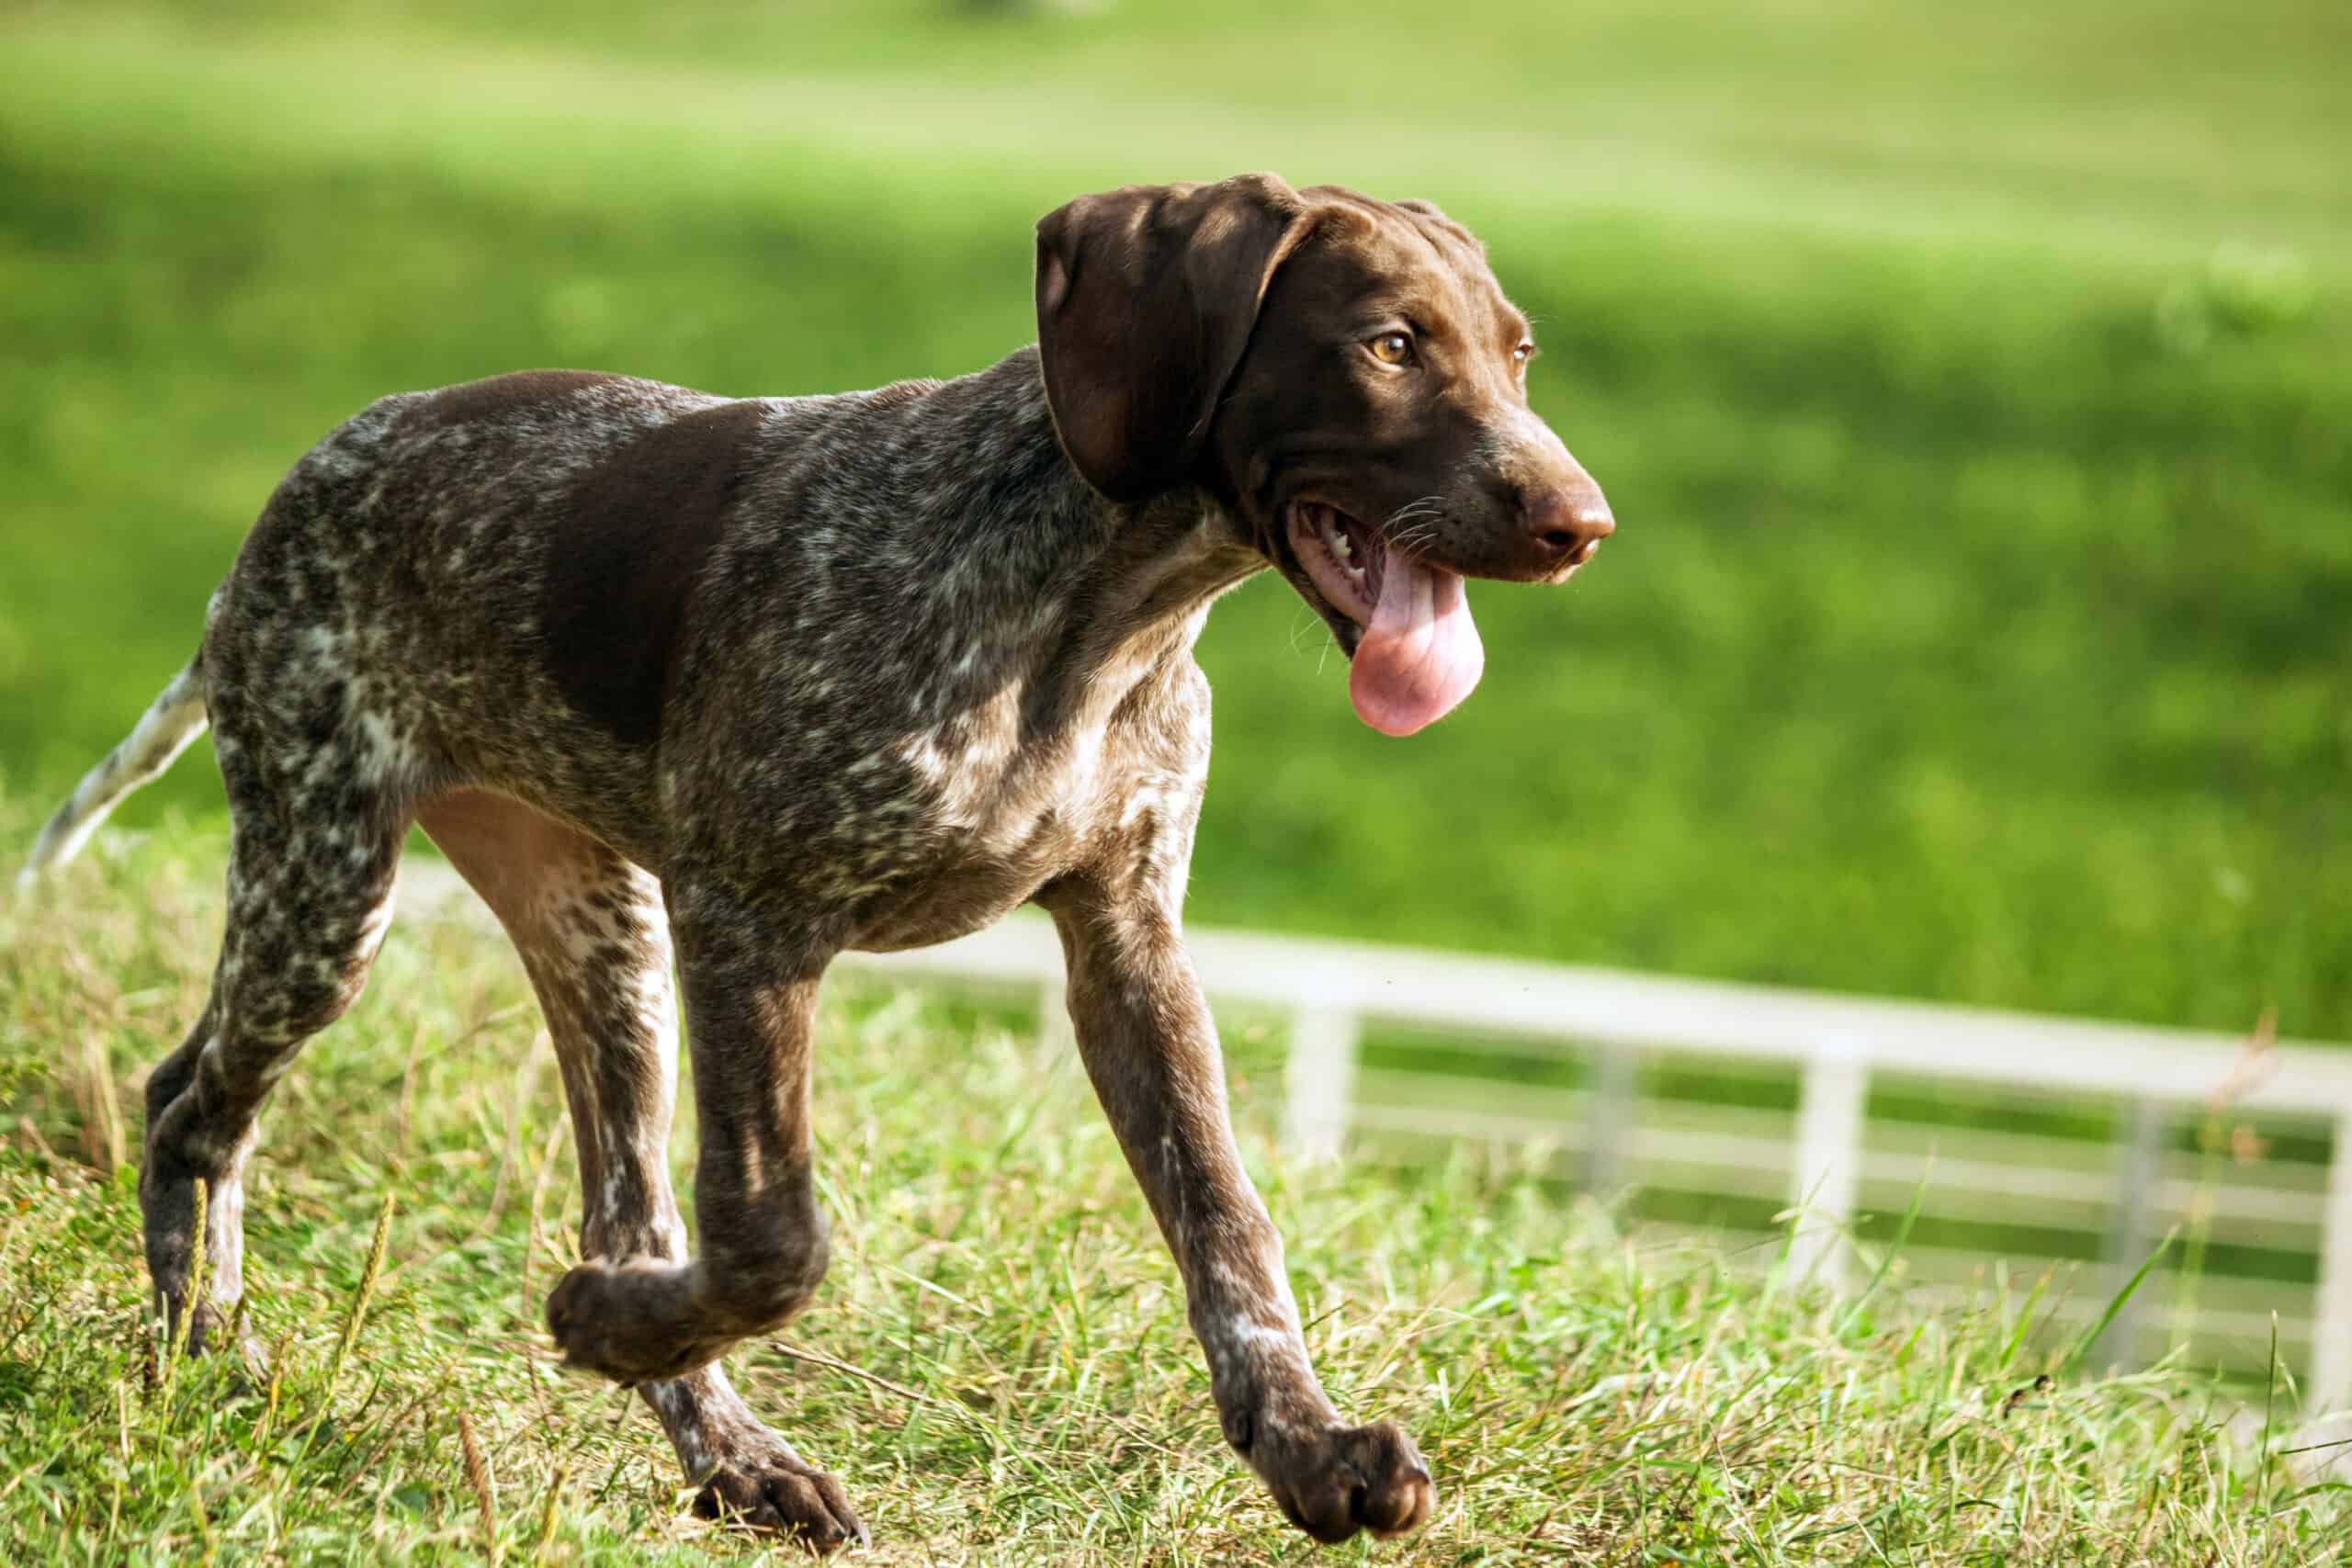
[3,0,2346,1038]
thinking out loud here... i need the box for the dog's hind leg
[416,789,865,1551]
[141,694,411,1358]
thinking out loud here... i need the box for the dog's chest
[836,657,1209,953]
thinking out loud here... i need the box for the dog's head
[1035,172,1612,736]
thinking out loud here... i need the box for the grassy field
[2,1,2347,1043]
[3,824,2345,1562]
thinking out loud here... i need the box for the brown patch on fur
[541,400,765,746]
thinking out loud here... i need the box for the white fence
[397,865,2352,1410]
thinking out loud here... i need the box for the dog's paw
[690,1438,868,1554]
[1252,1418,1435,1544]
[544,1258,734,1385]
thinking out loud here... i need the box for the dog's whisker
[1284,613,1314,656]
[1377,495,1450,564]
[1385,512,1448,564]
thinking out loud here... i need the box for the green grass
[5,818,2346,1562]
[3,3,2347,1043]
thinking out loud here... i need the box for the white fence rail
[397,865,2352,1410]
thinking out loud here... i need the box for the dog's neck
[930,349,1267,723]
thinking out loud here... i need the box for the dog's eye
[1512,342,1535,370]
[1367,332,1413,366]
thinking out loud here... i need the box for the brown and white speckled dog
[21,173,1611,1551]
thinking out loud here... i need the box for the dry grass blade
[326,1189,395,1395]
[533,1463,569,1554]
[72,1028,125,1174]
[458,1408,501,1565]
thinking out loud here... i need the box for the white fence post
[1582,1044,1639,1193]
[2314,1104,2352,1412]
[1789,1038,1867,1289]
[1283,1007,1361,1163]
[2098,1096,2168,1367]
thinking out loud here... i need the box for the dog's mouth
[1286,500,1486,738]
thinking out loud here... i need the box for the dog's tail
[17,656,210,890]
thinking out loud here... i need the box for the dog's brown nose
[1520,479,1615,567]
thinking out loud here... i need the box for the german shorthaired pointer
[22,173,1611,1551]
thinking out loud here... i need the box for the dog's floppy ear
[1035,173,1312,503]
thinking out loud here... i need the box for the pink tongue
[1348,547,1485,736]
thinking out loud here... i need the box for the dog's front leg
[1040,874,1436,1545]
